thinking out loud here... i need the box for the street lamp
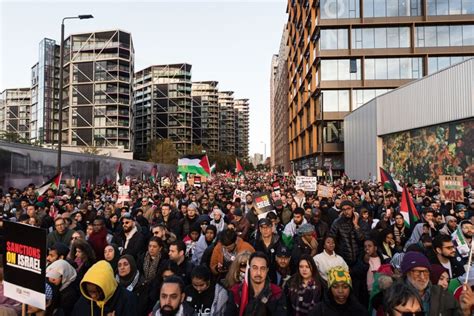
[57,14,94,173]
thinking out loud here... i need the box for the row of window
[319,0,473,18]
[320,57,423,81]
[321,89,392,112]
[320,25,474,50]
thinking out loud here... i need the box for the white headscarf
[46,259,77,291]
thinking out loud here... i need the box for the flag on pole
[400,186,420,228]
[379,167,402,192]
[210,163,216,173]
[177,154,211,176]
[36,172,62,196]
[236,158,244,175]
[75,177,82,195]
[116,162,123,185]
[86,179,91,193]
[239,260,250,316]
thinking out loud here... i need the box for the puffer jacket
[328,216,365,266]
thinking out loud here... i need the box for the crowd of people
[0,171,474,316]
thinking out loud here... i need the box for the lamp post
[57,14,94,173]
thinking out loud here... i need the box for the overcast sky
[0,0,287,157]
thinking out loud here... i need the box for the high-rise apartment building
[30,38,60,145]
[271,25,291,173]
[134,63,193,159]
[270,55,279,169]
[61,30,134,150]
[218,91,236,154]
[191,81,220,154]
[286,0,474,176]
[234,98,250,160]
[0,88,32,140]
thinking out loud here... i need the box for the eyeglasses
[394,309,424,316]
[410,269,430,277]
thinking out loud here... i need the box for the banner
[253,193,274,215]
[295,176,317,192]
[439,175,464,202]
[117,185,130,202]
[4,221,47,309]
[317,185,334,198]
[234,189,250,202]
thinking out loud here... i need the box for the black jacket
[309,290,369,316]
[427,250,466,279]
[252,234,281,266]
[329,216,365,266]
[72,285,137,316]
[112,226,147,260]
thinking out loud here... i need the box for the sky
[0,0,287,157]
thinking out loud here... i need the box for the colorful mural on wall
[382,119,474,186]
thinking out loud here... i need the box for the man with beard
[282,208,307,248]
[88,216,112,260]
[158,203,182,238]
[243,193,254,214]
[328,200,365,267]
[269,246,293,288]
[112,213,146,260]
[167,240,194,285]
[429,234,465,278]
[151,276,194,316]
[230,251,287,315]
[453,220,474,264]
[401,251,460,315]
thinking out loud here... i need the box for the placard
[233,189,250,202]
[295,176,317,192]
[117,185,130,202]
[253,193,274,215]
[3,221,47,309]
[317,184,334,198]
[439,175,464,202]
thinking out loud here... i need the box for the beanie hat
[327,266,352,288]
[297,223,315,236]
[430,264,449,285]
[340,200,355,209]
[233,208,243,217]
[400,251,431,274]
[456,204,467,212]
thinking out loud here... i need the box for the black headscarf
[105,243,121,272]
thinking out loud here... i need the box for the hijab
[116,255,140,291]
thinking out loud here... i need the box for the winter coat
[112,225,147,260]
[252,234,281,266]
[72,260,137,316]
[47,229,75,248]
[191,234,213,266]
[309,290,369,316]
[210,237,255,275]
[229,280,287,316]
[232,216,251,241]
[184,283,234,316]
[150,301,194,316]
[328,216,365,266]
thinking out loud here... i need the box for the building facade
[286,0,474,176]
[270,55,279,168]
[0,88,32,141]
[218,91,236,154]
[344,58,474,184]
[272,25,291,173]
[192,81,219,154]
[234,98,250,160]
[134,63,193,159]
[62,30,134,151]
[30,38,60,145]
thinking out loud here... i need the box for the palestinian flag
[86,179,91,193]
[210,163,216,173]
[272,181,280,192]
[239,260,250,316]
[400,186,420,228]
[380,167,402,192]
[116,162,123,185]
[36,172,62,196]
[177,154,210,176]
[150,165,158,183]
[236,158,244,175]
[194,175,201,188]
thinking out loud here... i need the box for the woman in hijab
[46,259,80,316]
[116,255,148,315]
[104,243,121,272]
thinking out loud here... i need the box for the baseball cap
[258,218,272,227]
[275,245,290,257]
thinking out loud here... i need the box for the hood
[80,260,118,309]
[46,259,77,291]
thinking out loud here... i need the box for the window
[352,27,411,48]
[320,29,349,49]
[321,59,361,80]
[320,0,360,18]
[428,56,473,74]
[364,0,421,16]
[352,89,392,109]
[416,25,474,47]
[324,121,344,143]
[427,0,474,14]
[322,90,350,112]
[365,58,423,79]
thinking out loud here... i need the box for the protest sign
[439,175,464,202]
[253,193,274,215]
[272,181,281,197]
[4,221,47,310]
[295,176,317,191]
[317,185,334,198]
[194,176,201,188]
[176,182,186,193]
[117,185,130,202]
[234,189,250,202]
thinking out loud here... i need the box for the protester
[103,243,121,272]
[137,237,164,285]
[313,236,349,283]
[47,217,75,248]
[150,275,194,316]
[46,259,79,316]
[112,213,147,260]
